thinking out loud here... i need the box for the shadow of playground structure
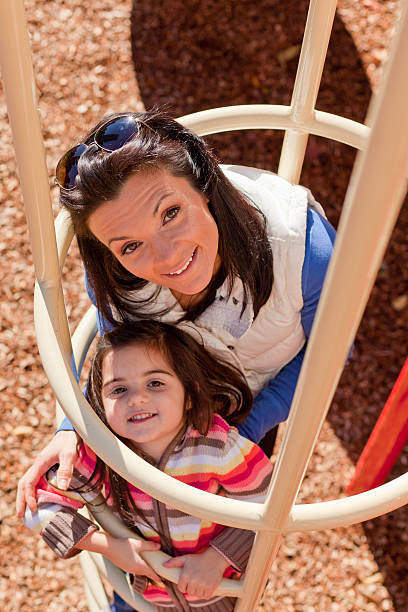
[130,1,408,608]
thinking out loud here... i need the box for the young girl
[25,321,273,611]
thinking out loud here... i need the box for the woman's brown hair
[59,108,274,324]
[81,319,253,530]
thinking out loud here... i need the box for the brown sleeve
[129,574,149,594]
[210,528,255,572]
[41,506,99,559]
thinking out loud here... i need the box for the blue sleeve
[56,270,116,433]
[84,269,115,335]
[238,208,336,443]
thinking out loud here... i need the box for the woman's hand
[16,430,80,518]
[162,547,230,599]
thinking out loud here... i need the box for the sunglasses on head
[55,113,155,190]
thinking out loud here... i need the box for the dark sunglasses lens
[56,143,88,189]
[95,116,139,151]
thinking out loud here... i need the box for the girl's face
[101,341,186,461]
[88,169,220,298]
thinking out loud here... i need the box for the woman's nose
[151,236,175,266]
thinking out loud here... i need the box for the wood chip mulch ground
[0,1,407,610]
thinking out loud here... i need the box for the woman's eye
[121,241,142,256]
[163,206,180,224]
[148,380,164,389]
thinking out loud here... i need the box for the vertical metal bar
[278,0,337,182]
[80,552,111,612]
[236,2,408,608]
[0,0,74,362]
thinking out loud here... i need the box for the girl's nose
[128,388,148,406]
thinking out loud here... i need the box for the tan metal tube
[90,553,156,612]
[179,104,370,151]
[80,551,111,611]
[278,0,337,182]
[0,0,74,371]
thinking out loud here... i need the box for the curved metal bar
[178,104,369,151]
[286,471,408,532]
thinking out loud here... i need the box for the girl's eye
[121,241,142,256]
[163,206,180,224]
[110,386,127,396]
[148,380,164,389]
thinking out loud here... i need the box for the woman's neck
[170,288,207,310]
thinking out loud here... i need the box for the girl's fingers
[178,577,188,593]
[162,556,185,567]
[139,540,161,552]
[146,567,162,583]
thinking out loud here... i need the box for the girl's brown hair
[82,319,253,530]
[60,109,273,324]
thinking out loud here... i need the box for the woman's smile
[165,247,197,277]
[88,169,219,299]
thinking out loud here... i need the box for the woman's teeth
[169,250,195,275]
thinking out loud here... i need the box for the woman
[16,107,335,536]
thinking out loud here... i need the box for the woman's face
[88,169,220,297]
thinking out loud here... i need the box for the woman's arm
[238,208,337,444]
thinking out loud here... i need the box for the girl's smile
[101,341,186,461]
[88,169,220,301]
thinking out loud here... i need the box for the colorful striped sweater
[25,415,272,609]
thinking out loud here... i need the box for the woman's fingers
[55,455,74,490]
[16,467,39,517]
[55,431,80,489]
[16,430,79,517]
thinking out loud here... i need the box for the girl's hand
[99,535,162,583]
[16,430,80,518]
[162,547,230,599]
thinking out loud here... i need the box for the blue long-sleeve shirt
[58,208,336,443]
